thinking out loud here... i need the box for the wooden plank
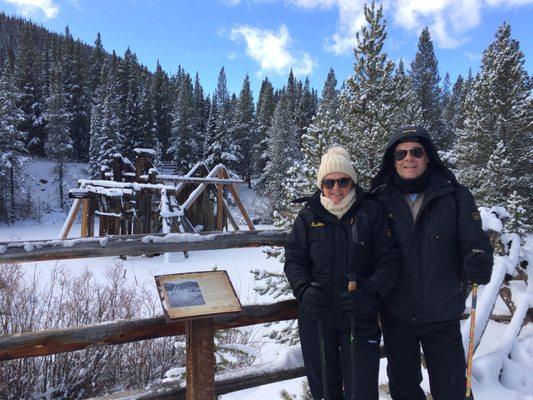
[59,198,82,240]
[216,173,224,231]
[141,175,244,184]
[0,229,288,264]
[81,199,89,238]
[186,318,215,400]
[0,299,298,361]
[220,170,254,230]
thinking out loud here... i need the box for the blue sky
[1,0,531,97]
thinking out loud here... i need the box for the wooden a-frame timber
[60,150,255,244]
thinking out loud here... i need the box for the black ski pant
[381,314,468,400]
[298,313,381,400]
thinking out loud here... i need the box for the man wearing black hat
[370,126,493,400]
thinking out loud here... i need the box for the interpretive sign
[155,270,241,321]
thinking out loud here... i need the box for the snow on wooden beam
[0,299,298,361]
[0,229,288,264]
[141,175,244,184]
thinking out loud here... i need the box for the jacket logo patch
[472,211,481,221]
[311,221,325,227]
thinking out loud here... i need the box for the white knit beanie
[316,146,358,189]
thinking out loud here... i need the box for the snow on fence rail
[0,229,288,264]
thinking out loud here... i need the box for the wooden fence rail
[0,300,298,361]
[0,229,288,264]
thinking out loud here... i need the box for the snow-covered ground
[1,159,532,400]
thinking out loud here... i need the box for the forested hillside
[0,3,530,234]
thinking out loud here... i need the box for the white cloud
[229,24,316,76]
[465,51,481,60]
[226,0,532,54]
[2,0,59,19]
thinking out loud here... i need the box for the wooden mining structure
[61,149,255,241]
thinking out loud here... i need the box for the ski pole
[347,274,357,400]
[311,282,329,400]
[465,283,478,399]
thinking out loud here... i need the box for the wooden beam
[89,364,307,400]
[220,170,254,230]
[59,198,82,240]
[0,299,298,361]
[186,318,215,400]
[81,199,89,238]
[141,175,244,184]
[216,172,224,231]
[0,230,287,265]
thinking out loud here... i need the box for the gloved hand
[300,285,329,315]
[340,286,378,317]
[464,249,493,284]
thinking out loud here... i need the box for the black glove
[464,250,493,285]
[339,286,378,317]
[300,285,329,315]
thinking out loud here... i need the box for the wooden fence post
[186,318,215,400]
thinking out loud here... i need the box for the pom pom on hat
[316,146,358,189]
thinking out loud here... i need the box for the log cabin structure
[62,149,255,241]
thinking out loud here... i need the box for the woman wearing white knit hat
[284,146,399,400]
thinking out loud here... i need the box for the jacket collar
[305,186,364,223]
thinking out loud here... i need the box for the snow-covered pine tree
[478,140,512,207]
[44,62,73,210]
[254,77,276,190]
[118,48,143,158]
[295,77,317,149]
[0,64,26,223]
[339,0,398,188]
[392,59,423,127]
[168,73,197,173]
[15,26,45,157]
[233,74,256,187]
[136,70,160,157]
[89,33,106,94]
[461,23,532,218]
[204,67,240,168]
[409,27,448,149]
[151,61,173,158]
[261,92,297,215]
[192,72,208,162]
[505,191,531,238]
[88,61,123,176]
[62,27,90,162]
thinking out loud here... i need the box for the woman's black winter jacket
[284,186,399,330]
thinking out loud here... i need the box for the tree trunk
[9,165,15,224]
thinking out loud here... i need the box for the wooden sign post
[155,271,242,400]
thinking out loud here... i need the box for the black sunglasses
[322,178,352,189]
[394,147,425,161]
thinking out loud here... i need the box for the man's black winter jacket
[372,169,493,323]
[284,186,399,330]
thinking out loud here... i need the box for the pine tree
[15,26,45,156]
[62,28,90,162]
[478,140,512,207]
[505,191,531,238]
[410,27,448,148]
[233,74,256,186]
[0,64,26,223]
[204,67,239,168]
[88,61,123,176]
[339,0,398,188]
[168,73,197,173]
[393,59,422,127]
[151,61,173,157]
[458,23,532,217]
[44,62,73,210]
[261,93,297,214]
[255,77,276,187]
